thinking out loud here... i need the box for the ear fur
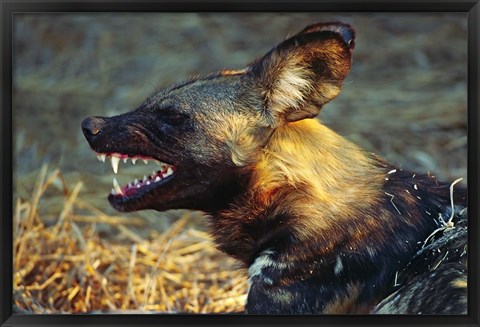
[247,22,355,123]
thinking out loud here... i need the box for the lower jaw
[112,169,175,197]
[108,174,175,208]
[108,191,148,212]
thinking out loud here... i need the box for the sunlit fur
[249,119,385,240]
[213,113,467,314]
[253,39,351,123]
[219,114,266,167]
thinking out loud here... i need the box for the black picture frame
[1,1,479,327]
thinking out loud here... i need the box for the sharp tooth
[113,177,122,194]
[134,178,139,185]
[153,170,157,176]
[146,181,151,185]
[111,156,120,174]
[123,158,128,164]
[97,154,102,161]
[128,182,133,188]
[111,188,115,194]
[143,175,148,182]
[143,159,149,164]
[166,167,174,176]
[136,184,141,188]
[154,176,161,182]
[132,158,137,164]
[100,154,106,162]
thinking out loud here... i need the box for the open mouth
[94,152,176,198]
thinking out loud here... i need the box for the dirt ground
[12,13,467,313]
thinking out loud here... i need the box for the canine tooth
[111,188,115,194]
[113,177,122,194]
[132,158,137,164]
[143,159,149,164]
[100,154,106,162]
[111,156,120,174]
[123,158,128,163]
[154,176,161,182]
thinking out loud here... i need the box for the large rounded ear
[246,22,355,123]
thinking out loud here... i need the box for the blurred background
[12,13,468,313]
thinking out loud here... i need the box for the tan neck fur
[249,118,385,240]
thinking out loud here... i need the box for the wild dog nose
[81,116,106,141]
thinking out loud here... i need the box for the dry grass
[13,165,248,314]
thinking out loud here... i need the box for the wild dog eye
[161,111,189,126]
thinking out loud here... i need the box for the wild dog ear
[247,22,355,123]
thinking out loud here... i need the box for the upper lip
[95,151,169,173]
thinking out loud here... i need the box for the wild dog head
[81,22,355,213]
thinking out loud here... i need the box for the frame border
[1,1,479,326]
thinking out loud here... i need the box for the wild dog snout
[82,116,107,144]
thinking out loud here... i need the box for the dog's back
[374,209,467,314]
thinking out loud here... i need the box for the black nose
[81,116,106,141]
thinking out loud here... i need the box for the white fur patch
[334,255,343,276]
[366,246,377,260]
[269,65,313,115]
[248,252,276,279]
[247,249,287,286]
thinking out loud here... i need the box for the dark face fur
[82,75,260,212]
[81,22,354,213]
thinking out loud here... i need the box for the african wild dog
[81,22,468,314]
